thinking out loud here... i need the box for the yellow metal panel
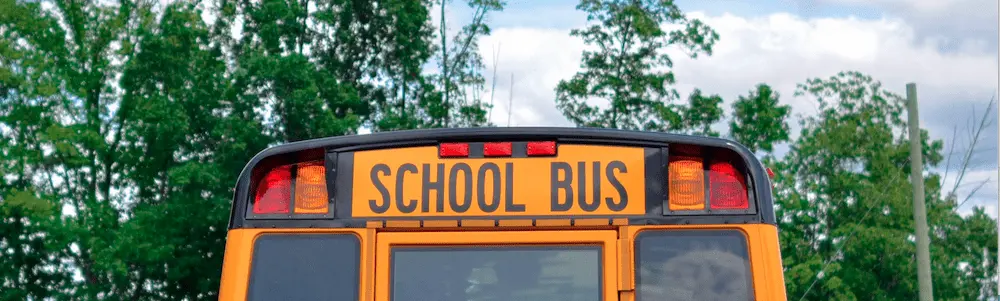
[217,228,373,301]
[622,224,788,301]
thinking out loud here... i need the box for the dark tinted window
[392,246,601,301]
[635,230,753,301]
[248,234,360,301]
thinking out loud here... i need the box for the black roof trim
[229,127,776,228]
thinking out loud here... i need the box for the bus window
[246,234,360,301]
[391,246,601,301]
[635,230,753,301]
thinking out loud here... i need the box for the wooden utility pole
[906,82,934,301]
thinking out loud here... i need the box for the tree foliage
[0,0,497,299]
[771,71,996,301]
[729,83,791,154]
[555,0,719,131]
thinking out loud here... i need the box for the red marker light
[439,143,470,157]
[526,141,556,156]
[483,142,513,157]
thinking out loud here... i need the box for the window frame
[375,230,619,301]
[245,232,363,301]
[632,228,756,301]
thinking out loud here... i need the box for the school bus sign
[351,144,647,217]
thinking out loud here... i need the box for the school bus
[217,127,788,301]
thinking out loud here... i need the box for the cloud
[477,11,998,214]
[807,0,999,52]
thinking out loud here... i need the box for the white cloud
[810,0,998,51]
[476,11,998,213]
[481,11,996,126]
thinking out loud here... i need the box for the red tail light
[708,161,748,210]
[254,165,292,214]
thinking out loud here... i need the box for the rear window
[247,234,360,301]
[635,230,753,301]
[391,246,601,301]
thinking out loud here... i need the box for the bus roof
[228,127,776,229]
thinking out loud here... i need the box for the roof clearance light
[440,143,470,158]
[294,161,329,214]
[709,161,749,210]
[483,142,513,157]
[526,141,556,156]
[254,165,292,214]
[668,157,706,211]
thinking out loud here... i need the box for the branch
[941,125,958,188]
[487,42,500,122]
[948,95,995,198]
[957,178,992,209]
[446,3,490,77]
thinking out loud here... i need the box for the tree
[223,0,370,141]
[678,88,723,137]
[0,0,271,298]
[773,71,997,300]
[376,0,505,131]
[555,0,719,131]
[0,0,152,298]
[729,83,791,154]
[431,0,505,129]
[111,3,271,299]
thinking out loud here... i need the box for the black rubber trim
[234,214,763,229]
[228,127,776,229]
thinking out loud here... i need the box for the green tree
[729,83,791,154]
[0,0,152,298]
[374,0,504,131]
[111,3,270,299]
[223,0,368,141]
[677,88,723,137]
[555,0,719,131]
[773,71,997,300]
[0,0,270,298]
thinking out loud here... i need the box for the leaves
[555,0,719,131]
[0,0,497,299]
[729,83,791,153]
[771,71,997,301]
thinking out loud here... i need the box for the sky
[438,0,999,216]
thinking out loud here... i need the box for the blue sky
[436,0,999,216]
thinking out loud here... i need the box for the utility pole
[906,82,934,301]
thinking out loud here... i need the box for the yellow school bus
[217,127,788,301]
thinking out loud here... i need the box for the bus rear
[217,127,788,301]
